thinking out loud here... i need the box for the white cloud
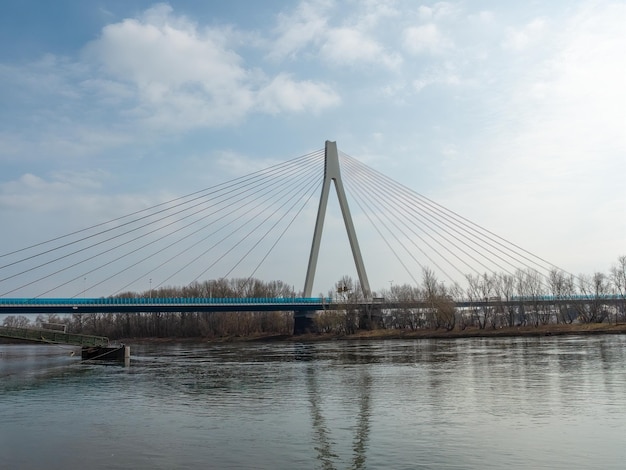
[87,6,247,89]
[418,2,457,21]
[320,27,401,68]
[354,0,399,29]
[404,24,452,55]
[438,1,626,274]
[469,10,495,24]
[256,73,340,114]
[269,0,401,68]
[0,126,133,163]
[269,0,330,59]
[503,18,547,51]
[83,5,254,128]
[411,62,461,92]
[0,171,108,213]
[0,3,340,139]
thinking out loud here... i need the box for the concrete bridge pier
[294,311,317,334]
[359,306,384,330]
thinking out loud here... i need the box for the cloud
[257,73,340,114]
[437,1,626,273]
[0,169,164,272]
[86,8,249,94]
[0,171,108,213]
[503,18,547,51]
[417,2,458,21]
[404,24,452,55]
[411,62,461,92]
[269,0,330,59]
[81,3,340,130]
[269,0,401,68]
[0,126,133,164]
[0,2,340,146]
[320,27,401,68]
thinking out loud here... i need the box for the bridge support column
[294,311,317,334]
[359,306,384,330]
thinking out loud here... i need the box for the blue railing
[511,294,623,302]
[1,295,621,308]
[0,297,332,306]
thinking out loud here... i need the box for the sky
[0,0,624,297]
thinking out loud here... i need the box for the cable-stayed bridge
[1,141,620,334]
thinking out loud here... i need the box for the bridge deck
[0,296,621,316]
[0,297,334,313]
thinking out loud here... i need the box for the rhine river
[2,335,626,469]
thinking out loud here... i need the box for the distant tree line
[3,256,626,338]
[314,255,626,334]
[3,278,295,339]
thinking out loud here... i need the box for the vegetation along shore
[2,256,624,342]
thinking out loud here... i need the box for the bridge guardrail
[0,297,333,307]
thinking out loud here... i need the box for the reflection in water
[351,371,371,470]
[306,362,371,470]
[307,365,338,470]
[2,336,626,470]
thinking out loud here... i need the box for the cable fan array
[0,150,325,298]
[0,145,575,299]
[339,151,569,290]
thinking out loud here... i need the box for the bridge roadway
[0,295,622,315]
[0,297,335,315]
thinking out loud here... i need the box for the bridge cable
[147,159,323,291]
[0,151,324,293]
[341,154,514,278]
[225,178,323,289]
[34,154,324,298]
[189,168,324,285]
[94,152,323,294]
[340,152,568,285]
[0,149,325,264]
[341,157,464,283]
[0,150,324,277]
[1,150,325,297]
[105,160,323,296]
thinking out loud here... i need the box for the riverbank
[118,322,626,344]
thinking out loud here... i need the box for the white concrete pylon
[303,141,371,298]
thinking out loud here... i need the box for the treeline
[3,278,296,339]
[314,256,626,334]
[3,256,626,338]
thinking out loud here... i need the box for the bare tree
[577,272,611,323]
[515,269,546,327]
[422,268,456,330]
[493,273,516,327]
[610,255,626,324]
[465,273,494,329]
[548,269,577,324]
[334,275,359,334]
[2,315,31,328]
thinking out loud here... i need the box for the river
[1,335,626,469]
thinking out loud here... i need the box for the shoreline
[118,322,626,344]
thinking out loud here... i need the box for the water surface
[2,336,626,469]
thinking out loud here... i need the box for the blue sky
[0,0,624,297]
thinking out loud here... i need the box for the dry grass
[288,322,626,342]
[113,323,626,344]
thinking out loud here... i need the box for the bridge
[1,295,622,314]
[1,141,624,337]
[0,296,335,314]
